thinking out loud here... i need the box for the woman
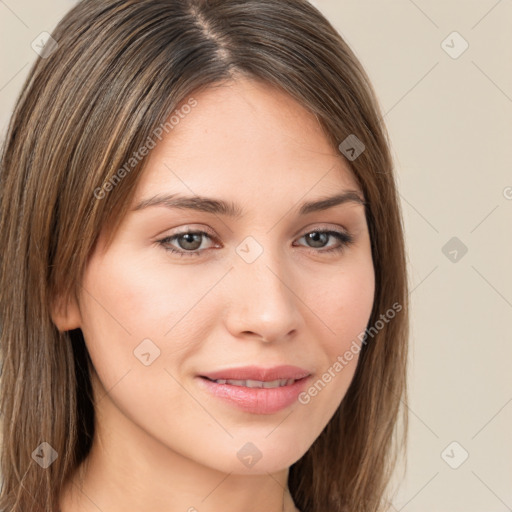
[0,1,409,511]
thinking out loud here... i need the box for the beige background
[1,1,511,510]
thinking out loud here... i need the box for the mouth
[196,373,311,414]
[200,376,299,388]
[198,364,311,383]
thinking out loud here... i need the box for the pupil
[181,233,201,250]
[308,232,326,248]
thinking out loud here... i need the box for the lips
[204,378,296,388]
[199,364,311,382]
[196,365,312,414]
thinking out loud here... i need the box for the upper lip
[199,365,311,382]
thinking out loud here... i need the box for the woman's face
[60,77,375,474]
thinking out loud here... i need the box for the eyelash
[157,228,355,258]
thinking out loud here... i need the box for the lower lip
[196,376,311,414]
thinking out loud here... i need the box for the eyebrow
[131,190,366,217]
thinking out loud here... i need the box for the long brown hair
[0,1,409,511]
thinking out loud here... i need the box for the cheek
[77,250,221,385]
[310,255,375,349]
[77,254,208,426]
[291,267,374,444]
[81,247,211,333]
[303,255,374,395]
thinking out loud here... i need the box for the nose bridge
[227,233,300,340]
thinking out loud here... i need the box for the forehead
[133,77,362,205]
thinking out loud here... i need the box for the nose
[223,239,304,343]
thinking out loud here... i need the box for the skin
[54,76,375,512]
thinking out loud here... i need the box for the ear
[51,292,82,332]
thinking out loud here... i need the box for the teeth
[212,378,295,388]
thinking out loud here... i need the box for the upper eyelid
[163,223,350,238]
[160,225,352,247]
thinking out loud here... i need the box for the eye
[157,227,355,258]
[157,229,217,258]
[294,229,355,254]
